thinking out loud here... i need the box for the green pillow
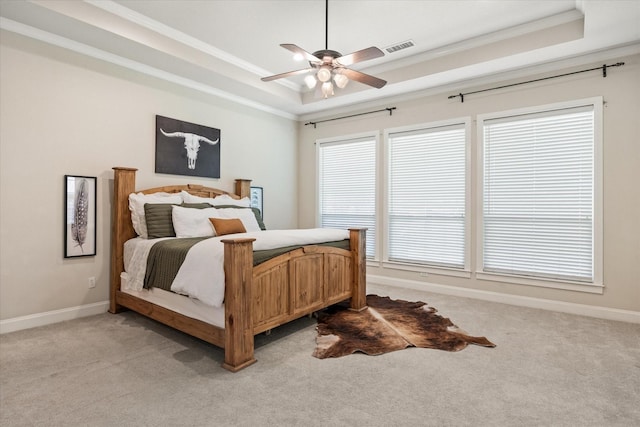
[251,207,266,230]
[144,203,211,239]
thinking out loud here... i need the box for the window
[386,121,468,269]
[478,98,602,290]
[317,134,377,258]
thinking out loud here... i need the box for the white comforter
[123,228,350,308]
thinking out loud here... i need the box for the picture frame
[155,115,221,179]
[64,175,97,258]
[250,186,263,219]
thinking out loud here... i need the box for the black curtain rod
[305,107,396,128]
[448,62,625,103]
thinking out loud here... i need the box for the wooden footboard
[110,167,366,372]
[220,228,367,371]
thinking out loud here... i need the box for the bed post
[234,179,252,199]
[221,237,257,372]
[349,228,368,311]
[109,167,137,314]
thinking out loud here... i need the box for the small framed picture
[64,175,97,258]
[250,186,263,219]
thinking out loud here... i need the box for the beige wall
[298,53,640,312]
[0,32,298,320]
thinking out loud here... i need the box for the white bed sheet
[120,273,225,328]
[122,238,224,327]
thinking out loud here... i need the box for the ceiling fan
[261,0,387,98]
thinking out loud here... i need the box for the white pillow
[172,206,218,238]
[209,207,261,232]
[180,190,251,207]
[129,192,182,238]
[172,205,261,237]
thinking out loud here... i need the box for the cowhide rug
[313,294,496,359]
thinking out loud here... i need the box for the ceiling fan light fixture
[317,67,332,82]
[321,81,334,98]
[333,72,349,89]
[304,74,317,89]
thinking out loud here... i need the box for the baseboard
[368,275,640,324]
[2,277,637,333]
[0,301,110,334]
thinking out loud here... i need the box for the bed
[109,167,367,371]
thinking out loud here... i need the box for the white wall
[298,53,640,314]
[0,32,298,321]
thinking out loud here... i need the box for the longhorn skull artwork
[155,115,221,178]
[160,128,219,170]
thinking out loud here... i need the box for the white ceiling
[1,0,639,119]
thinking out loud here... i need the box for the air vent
[385,40,415,54]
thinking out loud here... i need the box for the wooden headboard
[109,166,251,312]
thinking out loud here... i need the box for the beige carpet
[1,284,639,426]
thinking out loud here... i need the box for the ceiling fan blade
[335,47,384,67]
[280,44,322,63]
[340,68,387,89]
[261,68,314,82]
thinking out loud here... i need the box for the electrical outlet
[88,277,96,288]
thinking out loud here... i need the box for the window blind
[318,137,376,258]
[482,106,595,282]
[387,124,467,268]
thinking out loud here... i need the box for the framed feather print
[64,175,97,258]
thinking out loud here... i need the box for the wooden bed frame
[109,167,367,372]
